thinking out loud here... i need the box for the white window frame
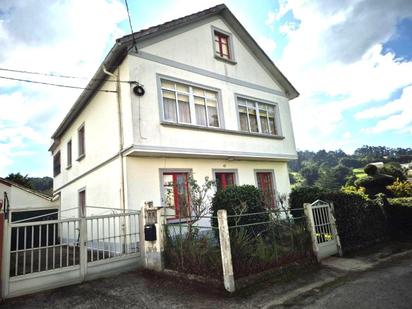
[158,75,224,129]
[235,94,282,136]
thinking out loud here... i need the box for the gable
[136,16,284,93]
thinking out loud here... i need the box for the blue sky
[0,0,412,177]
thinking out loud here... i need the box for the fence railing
[9,218,81,277]
[159,206,314,292]
[5,207,141,279]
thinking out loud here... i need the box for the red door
[256,172,275,208]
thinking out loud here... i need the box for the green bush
[386,197,412,239]
[211,185,268,232]
[289,187,388,253]
[387,180,412,197]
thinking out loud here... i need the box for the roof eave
[50,41,128,143]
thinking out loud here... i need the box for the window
[163,172,190,218]
[215,172,236,191]
[67,140,72,168]
[78,189,86,217]
[238,97,279,135]
[214,31,231,60]
[78,124,85,159]
[161,79,220,128]
[256,172,275,208]
[53,151,61,176]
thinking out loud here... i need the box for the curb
[261,249,412,308]
[260,275,339,309]
[370,248,412,267]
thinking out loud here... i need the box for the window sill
[161,122,285,140]
[76,154,85,162]
[214,55,237,65]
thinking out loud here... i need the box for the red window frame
[214,31,231,59]
[256,172,276,209]
[215,172,236,191]
[163,173,190,219]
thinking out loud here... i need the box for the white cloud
[0,0,127,176]
[360,85,412,133]
[266,0,412,150]
[256,35,277,55]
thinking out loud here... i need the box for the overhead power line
[124,0,139,53]
[0,67,133,84]
[0,75,117,93]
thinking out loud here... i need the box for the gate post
[329,203,343,257]
[1,215,10,298]
[304,203,320,262]
[143,203,164,271]
[79,216,87,281]
[217,209,235,293]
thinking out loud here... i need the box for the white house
[0,178,58,222]
[49,4,299,219]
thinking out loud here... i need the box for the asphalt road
[281,255,412,309]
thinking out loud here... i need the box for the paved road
[1,255,411,309]
[280,255,412,309]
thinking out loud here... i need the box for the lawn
[353,168,367,179]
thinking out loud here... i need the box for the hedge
[386,197,412,239]
[289,187,388,253]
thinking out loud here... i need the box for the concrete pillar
[143,202,164,271]
[217,209,235,293]
[329,203,343,256]
[304,203,320,262]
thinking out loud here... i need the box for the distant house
[49,4,299,218]
[370,162,384,169]
[0,178,58,222]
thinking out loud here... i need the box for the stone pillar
[142,202,165,271]
[304,203,320,262]
[217,209,235,293]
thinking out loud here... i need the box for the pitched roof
[0,177,53,200]
[50,4,299,145]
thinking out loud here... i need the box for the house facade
[50,4,299,218]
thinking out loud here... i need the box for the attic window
[212,27,235,63]
[215,31,230,59]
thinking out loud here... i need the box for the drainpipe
[103,65,126,212]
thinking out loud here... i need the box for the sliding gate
[2,208,143,298]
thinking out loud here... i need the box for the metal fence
[2,206,143,299]
[227,207,313,279]
[163,214,223,280]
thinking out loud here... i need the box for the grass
[353,168,367,179]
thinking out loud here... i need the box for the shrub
[386,197,412,239]
[289,187,388,253]
[355,164,395,197]
[211,185,268,233]
[387,180,412,197]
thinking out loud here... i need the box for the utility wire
[0,67,133,84]
[124,0,139,53]
[0,75,117,93]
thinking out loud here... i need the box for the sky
[0,0,411,177]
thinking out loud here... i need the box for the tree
[381,162,407,181]
[316,165,352,190]
[300,163,320,186]
[5,173,32,189]
[339,157,364,168]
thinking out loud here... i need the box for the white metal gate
[304,200,342,261]
[1,207,143,298]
